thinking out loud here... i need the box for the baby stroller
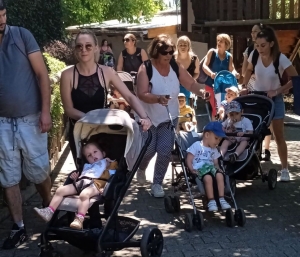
[222,94,277,190]
[38,109,163,257]
[117,71,136,95]
[163,104,246,230]
[99,52,115,68]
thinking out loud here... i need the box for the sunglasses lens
[75,45,82,51]
[124,38,130,42]
[86,44,93,51]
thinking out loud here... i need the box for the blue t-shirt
[205,51,231,87]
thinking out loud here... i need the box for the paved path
[1,125,300,257]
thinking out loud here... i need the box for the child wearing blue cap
[220,100,253,163]
[186,121,231,212]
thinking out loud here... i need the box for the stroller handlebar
[225,133,258,138]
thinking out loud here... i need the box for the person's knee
[203,175,213,184]
[216,173,224,182]
[79,192,89,201]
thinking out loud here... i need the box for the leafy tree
[62,0,166,27]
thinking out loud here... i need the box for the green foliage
[62,0,166,27]
[5,0,64,46]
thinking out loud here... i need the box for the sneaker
[136,168,146,185]
[219,198,231,210]
[2,223,28,249]
[280,169,290,182]
[229,153,237,163]
[263,149,271,161]
[34,207,54,222]
[151,184,165,198]
[207,200,218,212]
[70,215,84,230]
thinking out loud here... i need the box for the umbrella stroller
[38,109,163,257]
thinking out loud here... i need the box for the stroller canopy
[73,109,142,170]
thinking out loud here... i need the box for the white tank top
[139,65,180,127]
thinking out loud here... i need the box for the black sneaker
[264,149,271,161]
[2,223,28,249]
[229,153,237,163]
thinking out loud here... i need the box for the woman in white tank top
[135,34,207,198]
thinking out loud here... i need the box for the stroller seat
[57,195,103,213]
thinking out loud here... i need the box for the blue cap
[203,121,226,138]
[226,100,242,114]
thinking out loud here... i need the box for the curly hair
[147,34,175,59]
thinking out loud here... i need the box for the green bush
[5,0,64,47]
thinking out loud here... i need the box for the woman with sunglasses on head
[60,29,151,164]
[135,34,207,197]
[243,26,298,182]
[174,36,200,106]
[117,33,148,74]
[202,34,240,120]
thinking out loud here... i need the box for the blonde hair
[147,34,175,59]
[174,36,195,59]
[216,34,231,50]
[74,29,99,62]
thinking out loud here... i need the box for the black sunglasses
[159,49,175,56]
[124,38,134,42]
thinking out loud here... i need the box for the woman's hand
[235,72,240,79]
[211,72,216,79]
[70,172,79,181]
[239,88,248,96]
[157,95,171,106]
[267,90,278,98]
[140,117,152,131]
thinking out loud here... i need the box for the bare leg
[77,186,99,215]
[235,140,248,156]
[35,175,51,207]
[49,184,77,210]
[216,173,225,197]
[220,140,231,157]
[272,119,288,169]
[263,135,271,150]
[203,175,214,200]
[4,185,23,223]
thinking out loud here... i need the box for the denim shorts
[272,94,285,120]
[0,113,49,187]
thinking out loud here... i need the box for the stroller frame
[163,105,246,230]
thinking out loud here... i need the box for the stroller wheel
[268,169,278,190]
[193,212,204,231]
[225,209,234,228]
[172,195,181,212]
[235,208,246,227]
[184,213,193,232]
[140,228,164,257]
[164,196,174,213]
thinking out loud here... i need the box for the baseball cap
[226,100,242,114]
[178,93,186,97]
[225,86,239,95]
[203,121,226,138]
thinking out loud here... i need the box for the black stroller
[38,109,163,257]
[162,104,246,231]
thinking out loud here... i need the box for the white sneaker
[136,168,146,185]
[151,184,165,198]
[280,169,290,182]
[34,207,54,222]
[207,200,218,212]
[219,198,231,210]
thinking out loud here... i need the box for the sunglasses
[159,49,175,56]
[75,44,93,52]
[124,38,133,43]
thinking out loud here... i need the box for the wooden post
[281,0,286,19]
[255,0,262,19]
[262,0,270,19]
[237,0,244,20]
[180,0,188,31]
[209,27,217,49]
[227,0,233,20]
[271,0,277,20]
[245,0,252,19]
[209,0,217,21]
[219,0,224,21]
[289,0,295,19]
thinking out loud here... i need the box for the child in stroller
[220,101,253,163]
[217,86,239,120]
[34,140,118,229]
[178,93,197,132]
[109,86,130,111]
[186,121,231,212]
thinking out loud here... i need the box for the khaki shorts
[0,113,49,188]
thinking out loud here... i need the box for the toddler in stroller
[34,140,118,229]
[186,121,231,212]
[217,86,239,120]
[178,93,197,132]
[220,101,253,163]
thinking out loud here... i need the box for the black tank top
[122,47,143,73]
[71,65,107,117]
[186,55,197,77]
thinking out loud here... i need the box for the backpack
[197,49,216,84]
[8,26,28,58]
[251,49,289,86]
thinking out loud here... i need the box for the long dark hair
[256,26,280,61]
[101,39,107,46]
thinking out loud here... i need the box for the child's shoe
[207,200,218,212]
[219,198,231,210]
[70,215,84,230]
[229,153,238,163]
[34,207,54,222]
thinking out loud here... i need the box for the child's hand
[237,132,244,137]
[70,172,79,181]
[191,169,198,175]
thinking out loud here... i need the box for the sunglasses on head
[158,49,175,56]
[75,44,93,52]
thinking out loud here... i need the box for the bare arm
[141,49,149,62]
[28,51,52,132]
[193,56,200,79]
[278,65,298,94]
[242,61,253,88]
[116,52,123,71]
[213,158,221,170]
[60,67,85,120]
[202,49,215,77]
[186,153,195,173]
[242,54,248,77]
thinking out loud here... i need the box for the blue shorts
[272,94,285,120]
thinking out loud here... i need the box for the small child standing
[34,141,117,230]
[186,121,231,212]
[218,86,239,120]
[220,101,253,163]
[178,93,197,132]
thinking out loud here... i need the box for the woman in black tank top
[116,33,148,73]
[60,30,151,164]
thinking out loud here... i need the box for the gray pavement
[1,124,300,257]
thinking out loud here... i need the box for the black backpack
[251,49,288,86]
[144,59,179,82]
[197,49,216,84]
